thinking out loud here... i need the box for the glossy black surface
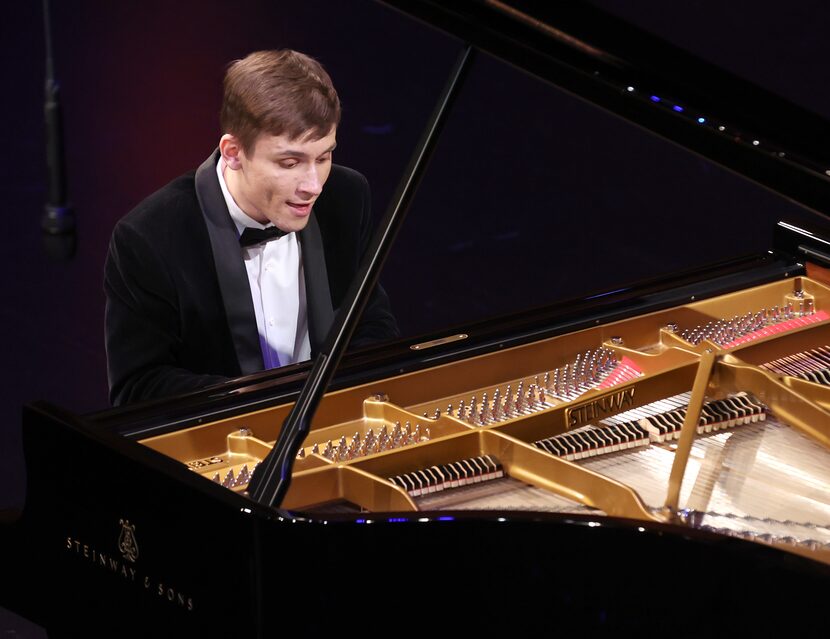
[6,403,829,636]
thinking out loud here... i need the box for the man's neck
[221,161,269,225]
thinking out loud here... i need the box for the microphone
[41,0,76,261]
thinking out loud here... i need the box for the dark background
[3,0,830,524]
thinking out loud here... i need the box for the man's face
[228,128,337,232]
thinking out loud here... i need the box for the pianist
[104,49,398,406]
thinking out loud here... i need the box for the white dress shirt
[216,159,311,369]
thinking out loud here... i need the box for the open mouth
[287,201,313,215]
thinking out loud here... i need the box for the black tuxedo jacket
[104,150,398,406]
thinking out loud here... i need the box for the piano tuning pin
[296,447,306,459]
[480,392,489,423]
[323,440,334,459]
[492,388,502,420]
[380,424,388,438]
[447,403,453,415]
[404,421,411,435]
[423,427,431,441]
[433,408,441,420]
[222,469,235,488]
[237,465,250,485]
[211,472,221,483]
[311,442,320,455]
[457,399,466,420]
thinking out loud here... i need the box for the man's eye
[279,160,299,169]
[316,155,331,164]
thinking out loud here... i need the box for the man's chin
[270,215,310,234]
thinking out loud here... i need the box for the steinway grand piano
[6,1,830,635]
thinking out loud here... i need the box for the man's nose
[298,166,323,196]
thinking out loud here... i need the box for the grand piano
[5,1,830,635]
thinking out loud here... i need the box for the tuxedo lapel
[299,214,334,352]
[194,150,264,375]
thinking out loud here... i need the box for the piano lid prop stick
[246,45,477,507]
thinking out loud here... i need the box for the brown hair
[220,50,341,154]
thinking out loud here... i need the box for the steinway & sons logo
[118,519,139,563]
[565,385,635,429]
[64,518,195,612]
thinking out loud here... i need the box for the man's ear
[219,134,244,170]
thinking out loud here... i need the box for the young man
[104,50,398,406]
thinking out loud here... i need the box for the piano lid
[369,0,830,341]
[376,0,830,198]
[589,0,830,130]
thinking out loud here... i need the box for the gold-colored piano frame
[140,276,830,564]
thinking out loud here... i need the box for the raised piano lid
[11,1,830,635]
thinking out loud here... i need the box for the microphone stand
[41,0,76,260]
[247,45,475,508]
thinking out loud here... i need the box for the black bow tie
[239,225,287,248]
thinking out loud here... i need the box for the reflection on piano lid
[10,0,830,635]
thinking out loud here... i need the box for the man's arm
[104,220,229,406]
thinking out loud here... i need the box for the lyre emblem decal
[118,518,139,563]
